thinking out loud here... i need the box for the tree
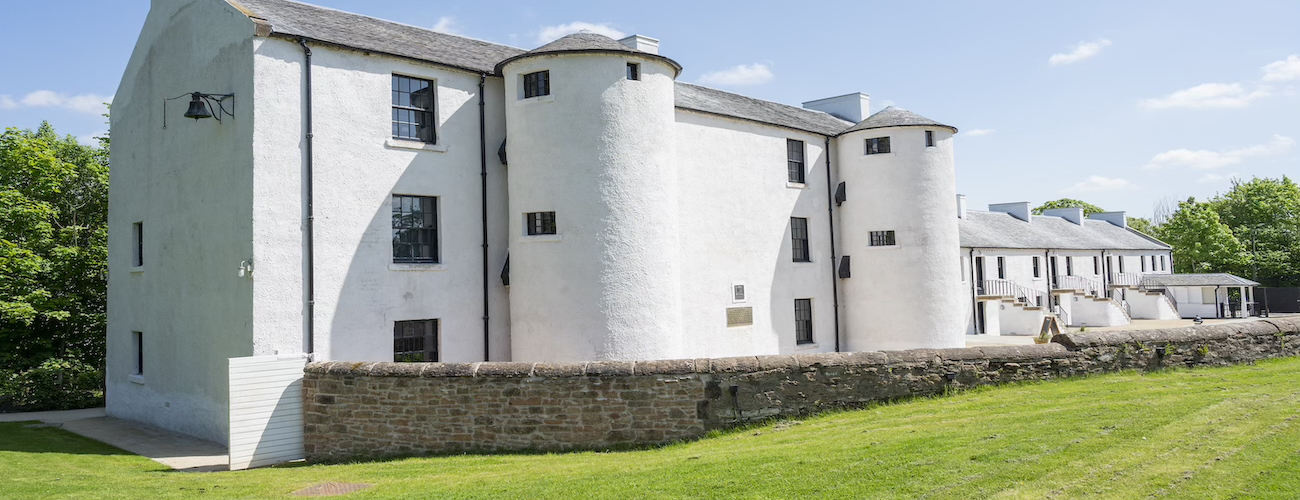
[0,122,108,372]
[1126,217,1157,236]
[1156,197,1247,274]
[1207,177,1300,286]
[1033,198,1106,216]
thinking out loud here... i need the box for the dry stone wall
[303,317,1300,461]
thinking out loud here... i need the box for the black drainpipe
[299,38,316,357]
[823,137,841,352]
[968,248,979,334]
[478,74,490,361]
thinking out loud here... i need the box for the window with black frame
[794,299,813,344]
[791,217,811,262]
[869,230,896,246]
[787,139,805,183]
[865,137,891,155]
[523,70,550,98]
[392,195,438,263]
[526,211,557,235]
[393,319,438,362]
[392,75,435,143]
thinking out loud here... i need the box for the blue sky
[2,1,1297,218]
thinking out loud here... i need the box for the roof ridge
[235,0,526,52]
[676,82,854,125]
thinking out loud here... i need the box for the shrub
[0,358,104,412]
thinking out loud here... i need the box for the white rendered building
[956,201,1178,336]
[108,0,967,443]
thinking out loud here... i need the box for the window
[1118,257,1125,273]
[523,70,550,98]
[393,319,438,362]
[626,63,640,80]
[1141,256,1147,272]
[732,284,746,302]
[1033,256,1041,278]
[997,256,1006,279]
[132,331,143,376]
[865,137,891,155]
[869,230,896,246]
[1066,256,1074,276]
[960,257,968,282]
[526,211,557,235]
[787,139,806,183]
[1093,256,1100,274]
[1151,255,1157,271]
[1161,255,1167,271]
[925,130,935,147]
[392,75,435,143]
[794,299,813,345]
[790,217,811,262]
[392,195,439,263]
[131,222,143,267]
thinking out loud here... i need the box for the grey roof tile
[959,211,1171,250]
[494,32,683,76]
[675,83,855,136]
[843,106,956,134]
[1140,274,1260,287]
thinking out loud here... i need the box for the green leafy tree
[1156,197,1247,274]
[1127,217,1157,236]
[1207,177,1300,286]
[0,122,108,373]
[1033,198,1106,216]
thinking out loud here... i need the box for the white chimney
[618,35,660,54]
[1089,211,1127,228]
[1042,207,1084,225]
[802,93,871,123]
[989,202,1032,222]
[956,194,967,219]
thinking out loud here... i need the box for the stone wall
[303,317,1300,460]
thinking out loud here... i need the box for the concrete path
[2,408,229,472]
[966,316,1290,346]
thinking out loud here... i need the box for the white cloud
[77,130,107,146]
[1197,172,1240,184]
[1,90,112,114]
[1144,135,1294,170]
[432,16,461,35]
[1062,175,1138,193]
[1048,39,1112,66]
[697,63,775,87]
[1139,82,1271,109]
[963,129,995,137]
[1262,54,1300,82]
[535,22,625,45]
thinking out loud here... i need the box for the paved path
[2,408,229,472]
[966,316,1289,346]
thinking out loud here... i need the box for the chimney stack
[988,202,1032,222]
[802,93,871,123]
[1088,211,1128,229]
[1042,207,1084,225]
[618,35,660,54]
[956,194,967,219]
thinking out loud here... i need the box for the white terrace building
[957,201,1179,335]
[109,0,969,443]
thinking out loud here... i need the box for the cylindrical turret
[499,34,685,362]
[836,107,965,350]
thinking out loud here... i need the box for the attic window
[626,63,640,80]
[925,130,935,147]
[865,137,891,155]
[523,71,550,98]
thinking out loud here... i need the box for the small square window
[394,319,438,362]
[523,71,550,98]
[790,217,811,262]
[132,331,143,375]
[794,299,813,345]
[865,137,891,155]
[925,130,935,147]
[869,230,896,247]
[132,222,143,267]
[732,284,746,302]
[626,63,640,80]
[526,212,557,235]
[787,139,805,183]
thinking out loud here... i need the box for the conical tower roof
[841,106,956,134]
[495,32,682,76]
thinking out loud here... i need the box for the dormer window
[626,63,640,80]
[523,71,550,98]
[865,137,891,155]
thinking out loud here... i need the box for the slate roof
[842,106,956,134]
[494,33,683,76]
[228,0,860,136]
[1139,274,1260,287]
[959,210,1171,250]
[232,0,524,74]
[675,83,855,136]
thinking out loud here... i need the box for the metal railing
[1056,275,1103,297]
[1110,272,1142,287]
[980,279,1048,308]
[1137,280,1179,313]
[1052,304,1071,327]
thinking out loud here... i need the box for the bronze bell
[184,93,212,120]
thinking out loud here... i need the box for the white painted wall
[674,111,837,357]
[503,53,684,362]
[998,303,1045,336]
[1070,296,1128,328]
[838,127,965,350]
[107,0,258,445]
[1126,291,1180,320]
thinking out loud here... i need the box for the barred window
[790,217,810,262]
[865,137,891,155]
[392,75,435,143]
[392,195,438,263]
[869,230,896,247]
[787,139,805,183]
[526,211,557,235]
[523,71,550,98]
[393,319,438,362]
[794,299,813,345]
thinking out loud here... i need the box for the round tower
[497,33,685,362]
[836,107,965,350]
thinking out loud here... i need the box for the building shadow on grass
[0,422,134,456]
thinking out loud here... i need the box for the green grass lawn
[5,359,1300,499]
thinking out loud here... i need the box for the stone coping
[306,317,1300,379]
